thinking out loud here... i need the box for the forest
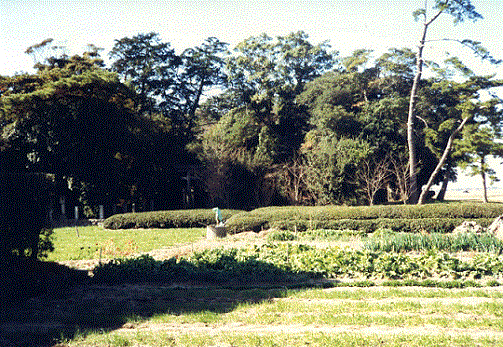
[1,27,502,219]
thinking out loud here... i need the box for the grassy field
[46,226,206,262]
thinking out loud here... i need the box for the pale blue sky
[1,0,501,76]
[1,0,502,191]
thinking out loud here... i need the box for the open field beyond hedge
[3,202,503,346]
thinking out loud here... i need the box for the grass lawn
[46,225,205,262]
[31,286,501,346]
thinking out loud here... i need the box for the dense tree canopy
[1,49,186,217]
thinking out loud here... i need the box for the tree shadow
[0,256,330,347]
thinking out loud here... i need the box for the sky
[0,0,502,191]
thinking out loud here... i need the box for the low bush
[267,230,298,242]
[365,232,503,253]
[225,203,500,234]
[103,209,244,229]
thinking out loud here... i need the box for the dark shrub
[0,173,53,259]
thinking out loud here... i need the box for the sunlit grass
[46,225,205,261]
[44,286,503,346]
[68,330,503,347]
[290,287,503,300]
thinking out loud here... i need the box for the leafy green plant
[267,230,298,242]
[365,232,503,253]
[92,244,503,285]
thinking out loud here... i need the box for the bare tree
[390,155,412,204]
[354,154,392,206]
[273,157,312,205]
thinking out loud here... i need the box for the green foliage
[0,53,186,212]
[301,229,366,241]
[103,209,244,229]
[92,251,316,285]
[301,134,371,205]
[365,232,503,253]
[225,203,502,233]
[92,244,503,285]
[190,31,336,208]
[267,230,298,242]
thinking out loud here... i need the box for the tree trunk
[407,9,444,204]
[418,115,471,204]
[481,157,489,203]
[436,174,449,201]
[188,77,206,118]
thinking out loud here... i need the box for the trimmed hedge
[103,209,244,229]
[269,218,494,233]
[245,203,503,220]
[225,203,502,234]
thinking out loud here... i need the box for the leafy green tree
[301,132,371,205]
[225,31,336,159]
[179,37,229,119]
[190,32,335,208]
[109,32,181,116]
[296,48,417,204]
[1,48,181,215]
[455,125,503,203]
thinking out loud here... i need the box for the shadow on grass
[0,255,327,347]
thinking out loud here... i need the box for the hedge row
[103,203,503,233]
[245,203,503,220]
[103,209,244,229]
[225,203,502,234]
[227,217,494,234]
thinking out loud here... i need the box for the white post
[99,205,104,219]
[74,206,79,220]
